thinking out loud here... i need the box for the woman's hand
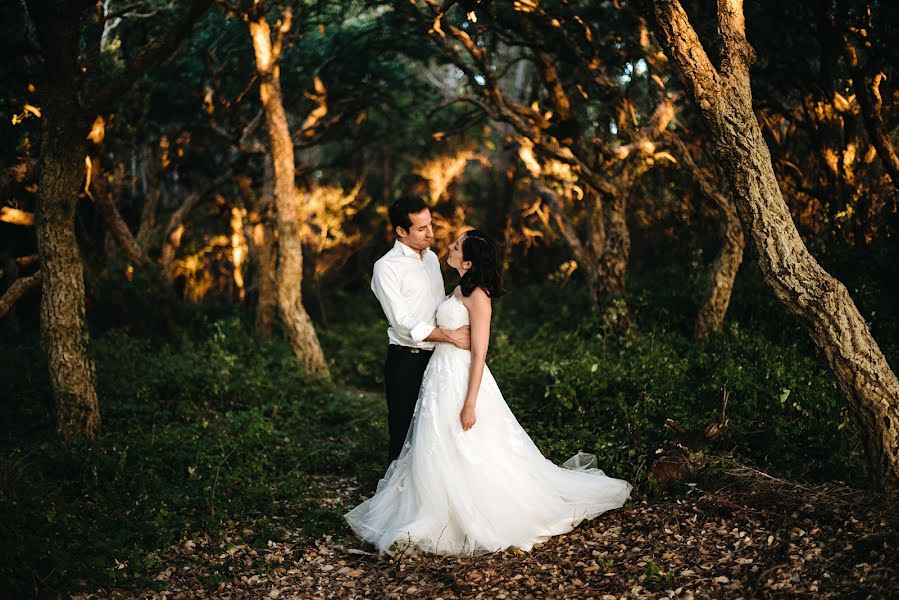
[460,404,476,431]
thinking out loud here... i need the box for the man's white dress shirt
[371,240,445,349]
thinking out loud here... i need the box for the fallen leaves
[74,471,898,600]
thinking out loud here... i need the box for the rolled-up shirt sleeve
[371,262,436,343]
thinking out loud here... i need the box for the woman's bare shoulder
[461,286,491,309]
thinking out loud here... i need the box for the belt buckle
[410,348,421,354]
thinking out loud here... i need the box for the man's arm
[371,262,436,342]
[425,324,470,349]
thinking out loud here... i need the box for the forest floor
[72,388,899,600]
[78,478,899,600]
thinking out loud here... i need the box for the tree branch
[271,8,292,63]
[716,0,754,80]
[645,0,720,110]
[828,10,899,190]
[88,0,213,112]
[0,271,41,320]
[533,181,591,266]
[0,206,35,226]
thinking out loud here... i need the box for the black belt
[389,345,434,354]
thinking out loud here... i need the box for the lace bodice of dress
[436,294,469,329]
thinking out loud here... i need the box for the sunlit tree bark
[236,167,277,335]
[246,6,329,378]
[646,0,899,494]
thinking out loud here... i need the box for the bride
[345,229,632,555]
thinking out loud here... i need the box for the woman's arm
[460,287,491,431]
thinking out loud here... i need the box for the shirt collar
[395,239,428,260]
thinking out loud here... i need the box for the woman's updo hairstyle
[459,229,505,298]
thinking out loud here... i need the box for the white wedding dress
[345,294,632,555]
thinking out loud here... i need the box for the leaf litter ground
[75,390,897,600]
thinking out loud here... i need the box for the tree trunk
[647,0,899,494]
[249,11,329,378]
[695,193,743,341]
[595,190,632,326]
[695,196,743,341]
[229,206,247,301]
[26,0,101,443]
[669,135,745,340]
[537,180,632,326]
[236,170,277,334]
[580,188,604,310]
[136,141,161,250]
[25,0,211,444]
[91,156,150,265]
[37,114,101,442]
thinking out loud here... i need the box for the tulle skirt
[344,344,632,555]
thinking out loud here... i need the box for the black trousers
[384,344,433,463]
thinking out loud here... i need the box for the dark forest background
[1,0,897,596]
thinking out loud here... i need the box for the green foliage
[2,238,891,598]
[316,280,867,487]
[494,284,865,484]
[0,320,385,597]
[318,290,388,389]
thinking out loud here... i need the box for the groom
[371,195,470,463]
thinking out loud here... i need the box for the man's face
[397,208,434,252]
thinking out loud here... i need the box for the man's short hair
[389,195,428,232]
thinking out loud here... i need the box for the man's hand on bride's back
[449,325,471,350]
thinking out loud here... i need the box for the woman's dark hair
[459,229,505,298]
[389,195,428,232]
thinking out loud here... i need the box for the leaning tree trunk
[90,154,150,266]
[647,0,899,494]
[249,10,329,378]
